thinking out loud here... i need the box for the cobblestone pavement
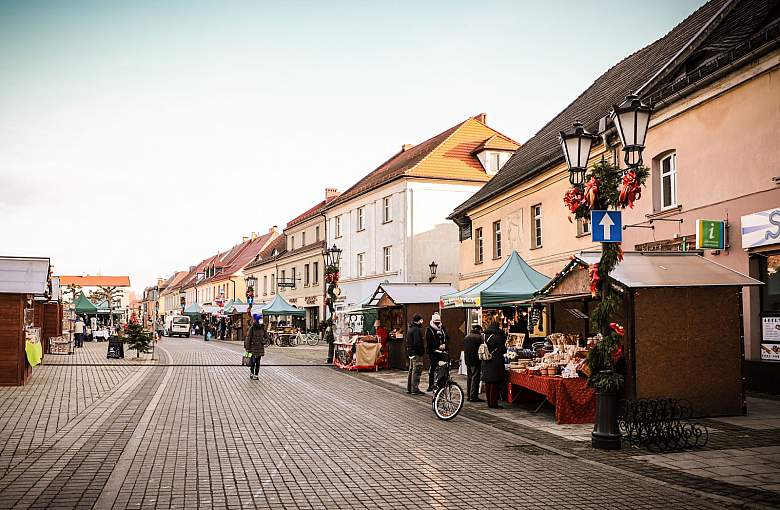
[0,337,775,509]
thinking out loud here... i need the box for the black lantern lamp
[611,93,653,167]
[324,244,342,268]
[559,121,598,187]
[428,261,438,282]
[244,275,257,291]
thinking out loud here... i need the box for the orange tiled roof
[324,114,519,209]
[59,275,131,287]
[244,235,287,270]
[470,134,520,155]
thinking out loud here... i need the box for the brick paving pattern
[0,337,775,508]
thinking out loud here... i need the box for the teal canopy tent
[183,303,202,317]
[96,300,111,314]
[262,294,305,316]
[73,292,98,314]
[441,251,550,308]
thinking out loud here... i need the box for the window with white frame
[304,264,310,286]
[532,204,542,248]
[357,253,365,277]
[383,196,392,223]
[383,246,391,272]
[315,226,320,242]
[291,267,296,289]
[493,220,501,259]
[660,153,677,209]
[301,231,306,247]
[489,152,501,174]
[263,275,267,295]
[357,207,365,231]
[334,216,342,238]
[475,227,483,264]
[577,217,590,237]
[313,261,319,285]
[271,274,275,294]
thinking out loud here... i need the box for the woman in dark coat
[481,322,507,409]
[244,315,266,380]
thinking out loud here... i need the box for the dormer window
[489,152,501,174]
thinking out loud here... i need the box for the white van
[165,315,191,338]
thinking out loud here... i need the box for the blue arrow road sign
[591,210,622,243]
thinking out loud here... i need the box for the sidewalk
[357,367,780,506]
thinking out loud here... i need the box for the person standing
[244,314,266,380]
[482,322,507,409]
[155,317,164,341]
[74,316,85,348]
[425,313,448,392]
[405,314,425,395]
[463,324,484,402]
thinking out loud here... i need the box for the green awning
[262,294,305,316]
[96,300,110,314]
[183,303,202,316]
[441,251,550,308]
[73,292,98,314]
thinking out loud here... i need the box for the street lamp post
[322,244,342,363]
[558,93,652,451]
[244,276,257,307]
[428,261,438,283]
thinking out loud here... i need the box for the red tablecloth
[507,371,596,424]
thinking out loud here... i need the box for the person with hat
[463,323,485,402]
[424,312,448,392]
[405,314,425,394]
[244,314,267,380]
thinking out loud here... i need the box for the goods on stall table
[50,335,73,355]
[507,370,596,424]
[333,335,383,371]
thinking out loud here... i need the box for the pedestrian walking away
[244,314,267,380]
[481,322,507,409]
[425,312,449,392]
[74,316,85,348]
[463,323,484,402]
[405,314,425,395]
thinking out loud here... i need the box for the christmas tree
[124,321,152,358]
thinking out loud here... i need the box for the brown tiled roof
[205,231,279,283]
[286,195,340,229]
[59,275,131,287]
[274,240,325,262]
[450,0,735,218]
[325,114,518,209]
[160,271,188,296]
[244,235,288,270]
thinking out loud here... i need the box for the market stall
[365,282,457,370]
[262,295,304,342]
[525,251,762,418]
[0,256,50,386]
[442,251,551,350]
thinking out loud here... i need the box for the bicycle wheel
[274,334,283,347]
[307,333,319,346]
[432,382,464,421]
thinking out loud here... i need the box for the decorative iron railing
[618,398,709,452]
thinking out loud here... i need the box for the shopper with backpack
[463,324,484,402]
[405,314,425,395]
[481,322,507,409]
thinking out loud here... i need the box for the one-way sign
[591,210,622,243]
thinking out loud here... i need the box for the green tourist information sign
[696,219,726,250]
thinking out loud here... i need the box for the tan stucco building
[449,0,780,392]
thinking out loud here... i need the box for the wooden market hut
[366,283,457,370]
[531,251,762,417]
[0,256,51,386]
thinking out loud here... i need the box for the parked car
[164,315,191,337]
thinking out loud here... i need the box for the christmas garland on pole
[562,160,648,393]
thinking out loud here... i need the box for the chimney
[251,232,258,240]
[270,225,278,234]
[474,113,487,124]
[325,188,339,199]
[157,278,164,287]
[401,144,413,152]
[242,236,249,242]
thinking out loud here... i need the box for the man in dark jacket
[463,324,484,402]
[405,314,425,395]
[424,312,448,391]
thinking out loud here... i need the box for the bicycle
[431,355,464,421]
[293,331,320,346]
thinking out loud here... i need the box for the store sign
[441,295,480,308]
[696,220,725,250]
[591,210,622,243]
[741,207,780,249]
[305,296,317,305]
[761,317,780,361]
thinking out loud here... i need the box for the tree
[89,286,125,327]
[64,283,81,304]
[124,320,152,358]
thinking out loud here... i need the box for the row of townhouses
[143,0,779,391]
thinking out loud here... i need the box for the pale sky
[0,0,704,292]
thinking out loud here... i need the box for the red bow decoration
[609,322,625,336]
[617,243,624,263]
[588,263,600,298]
[584,177,599,208]
[611,343,624,365]
[619,170,642,209]
[563,186,586,222]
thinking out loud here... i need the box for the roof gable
[326,115,518,209]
